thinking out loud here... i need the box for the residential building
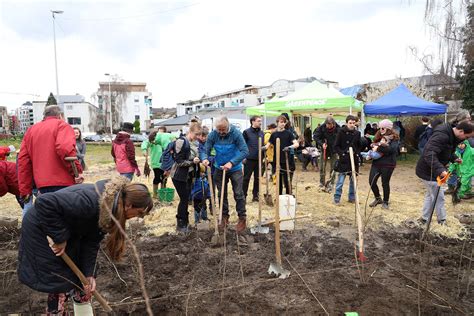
[32,95,100,134]
[16,101,34,133]
[0,106,9,133]
[258,77,327,101]
[95,81,152,132]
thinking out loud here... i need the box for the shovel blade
[250,225,270,235]
[268,262,291,279]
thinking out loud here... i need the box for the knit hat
[8,145,15,153]
[378,119,393,130]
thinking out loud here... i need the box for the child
[448,141,473,200]
[301,147,320,171]
[0,145,16,161]
[193,127,213,223]
[361,136,391,161]
[0,160,23,208]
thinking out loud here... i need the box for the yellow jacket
[264,130,274,162]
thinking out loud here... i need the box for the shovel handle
[47,236,112,312]
[65,157,79,178]
[258,137,262,224]
[275,138,282,266]
[437,172,451,186]
[206,167,219,233]
[219,169,226,224]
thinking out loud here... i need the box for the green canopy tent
[245,104,281,116]
[264,81,361,115]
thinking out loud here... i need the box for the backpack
[418,128,432,152]
[190,175,211,200]
[160,141,176,172]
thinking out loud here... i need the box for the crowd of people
[0,104,473,313]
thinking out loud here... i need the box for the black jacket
[416,124,460,181]
[372,140,399,169]
[171,137,194,182]
[334,126,361,173]
[313,123,340,156]
[414,124,428,146]
[18,181,107,293]
[242,127,264,160]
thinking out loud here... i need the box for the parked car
[101,135,116,142]
[83,135,103,142]
[130,134,147,142]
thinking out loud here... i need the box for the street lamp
[51,10,63,98]
[104,73,113,134]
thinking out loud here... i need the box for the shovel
[263,155,274,207]
[252,137,269,234]
[208,167,224,245]
[268,138,290,279]
[46,236,112,312]
[65,156,79,178]
[349,147,366,262]
[284,151,292,195]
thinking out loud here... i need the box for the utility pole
[51,10,63,98]
[104,73,113,134]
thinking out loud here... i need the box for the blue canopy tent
[364,84,447,116]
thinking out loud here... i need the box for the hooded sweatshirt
[111,132,138,173]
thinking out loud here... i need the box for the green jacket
[448,140,474,177]
[141,133,175,169]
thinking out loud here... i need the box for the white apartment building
[16,101,34,133]
[176,77,332,116]
[32,95,100,134]
[95,81,152,132]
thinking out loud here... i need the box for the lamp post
[51,10,63,98]
[104,73,113,134]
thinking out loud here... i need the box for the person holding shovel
[267,115,299,195]
[201,116,249,233]
[242,115,264,202]
[416,121,474,225]
[17,177,153,315]
[171,122,202,232]
[313,116,340,190]
[333,115,362,205]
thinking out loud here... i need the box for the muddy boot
[218,215,229,232]
[236,216,247,234]
[369,197,383,207]
[153,184,158,199]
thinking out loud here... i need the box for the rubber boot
[153,184,158,199]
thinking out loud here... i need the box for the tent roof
[340,85,362,98]
[364,84,447,116]
[265,81,359,114]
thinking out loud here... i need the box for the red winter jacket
[18,117,82,196]
[0,161,19,197]
[0,146,11,161]
[111,132,138,173]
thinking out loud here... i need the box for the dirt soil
[1,223,472,315]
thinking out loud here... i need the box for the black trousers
[153,168,165,185]
[276,155,295,195]
[172,177,192,227]
[243,159,261,199]
[369,166,394,203]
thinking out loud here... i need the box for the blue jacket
[201,125,249,173]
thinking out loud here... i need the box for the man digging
[201,116,249,233]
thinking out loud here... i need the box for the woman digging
[367,119,400,209]
[17,177,153,314]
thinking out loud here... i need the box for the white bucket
[279,194,296,231]
[73,301,94,316]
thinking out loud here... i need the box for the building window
[134,105,140,113]
[239,99,244,104]
[67,117,81,125]
[66,105,73,110]
[219,101,225,108]
[135,115,140,121]
[134,96,140,103]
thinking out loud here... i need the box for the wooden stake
[219,169,226,224]
[207,167,219,233]
[258,137,262,224]
[349,147,365,260]
[275,138,281,266]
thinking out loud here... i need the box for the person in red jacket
[0,145,16,161]
[111,122,140,180]
[0,160,23,208]
[17,105,83,202]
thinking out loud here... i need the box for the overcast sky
[0,0,437,111]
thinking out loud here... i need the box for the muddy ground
[1,222,472,315]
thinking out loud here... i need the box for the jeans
[369,166,394,202]
[242,159,261,199]
[334,173,355,202]
[193,199,209,222]
[214,169,246,218]
[320,153,337,186]
[447,172,458,187]
[173,178,192,227]
[421,179,446,222]
[120,172,134,180]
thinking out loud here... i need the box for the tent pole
[444,112,447,123]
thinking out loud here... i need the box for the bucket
[73,301,94,316]
[158,188,175,202]
[279,194,296,231]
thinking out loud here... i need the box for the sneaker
[252,196,259,202]
[382,202,389,209]
[176,225,191,233]
[417,217,427,225]
[319,183,325,188]
[334,200,341,206]
[348,199,355,203]
[218,215,229,232]
[438,219,447,226]
[236,217,247,233]
[369,197,383,207]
